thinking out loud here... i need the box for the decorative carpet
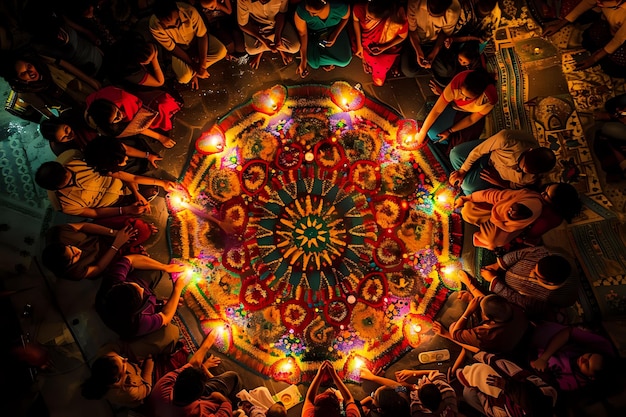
[167,84,463,382]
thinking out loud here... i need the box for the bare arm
[141,357,155,387]
[189,330,218,367]
[110,170,176,191]
[82,225,136,278]
[140,52,165,87]
[52,56,101,91]
[305,361,330,404]
[326,7,350,47]
[157,275,188,326]
[294,13,309,76]
[416,94,449,144]
[326,361,355,403]
[531,326,572,371]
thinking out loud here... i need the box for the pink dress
[87,86,180,132]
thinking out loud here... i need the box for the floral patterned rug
[168,84,462,382]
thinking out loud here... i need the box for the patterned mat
[168,84,462,381]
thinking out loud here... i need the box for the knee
[449,146,465,169]
[177,70,194,84]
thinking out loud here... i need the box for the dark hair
[418,383,442,412]
[81,356,119,400]
[368,0,394,20]
[536,255,571,285]
[35,161,68,190]
[87,99,123,137]
[427,0,452,16]
[545,183,582,222]
[313,391,341,417]
[107,33,155,83]
[522,148,556,174]
[481,294,513,323]
[476,0,498,16]
[173,367,207,406]
[41,242,71,274]
[266,403,288,417]
[84,136,127,174]
[458,41,481,64]
[2,52,52,94]
[102,283,143,338]
[153,0,180,19]
[372,387,410,417]
[304,0,328,12]
[462,68,495,98]
[40,119,64,142]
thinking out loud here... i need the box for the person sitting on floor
[542,0,626,78]
[35,149,175,218]
[294,0,352,78]
[463,248,579,320]
[81,350,154,408]
[149,0,228,90]
[530,321,616,392]
[96,255,187,358]
[85,85,180,148]
[433,292,530,355]
[302,360,360,417]
[429,39,485,95]
[42,219,152,281]
[414,68,497,152]
[235,386,288,417]
[352,0,408,86]
[355,367,411,417]
[84,136,163,176]
[401,0,465,78]
[1,52,100,119]
[522,182,582,246]
[455,188,544,250]
[457,350,557,417]
[389,367,458,417]
[149,329,243,417]
[593,92,626,182]
[39,109,99,156]
[448,129,557,196]
[237,0,300,70]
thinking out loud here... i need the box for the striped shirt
[410,371,457,417]
[491,246,578,314]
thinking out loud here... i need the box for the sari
[353,4,408,84]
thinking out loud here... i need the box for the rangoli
[168,83,463,382]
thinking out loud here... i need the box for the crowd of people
[1,0,625,416]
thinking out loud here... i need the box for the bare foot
[322,65,336,72]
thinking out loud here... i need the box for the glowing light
[330,81,365,112]
[412,324,422,333]
[343,354,371,382]
[196,125,225,154]
[433,185,458,213]
[271,356,301,384]
[442,264,457,278]
[353,357,364,369]
[396,119,419,149]
[251,84,287,115]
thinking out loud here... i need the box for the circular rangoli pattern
[168,84,462,382]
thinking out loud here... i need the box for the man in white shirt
[237,0,300,69]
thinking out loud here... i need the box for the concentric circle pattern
[169,84,462,381]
